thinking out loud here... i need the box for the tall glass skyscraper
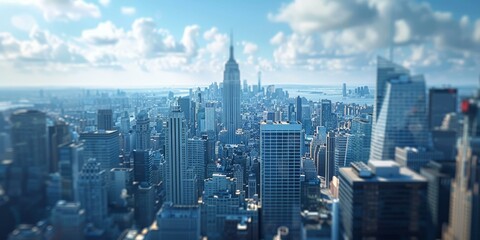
[165,106,197,205]
[370,57,428,160]
[260,121,302,239]
[222,35,241,144]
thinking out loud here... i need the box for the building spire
[229,30,234,60]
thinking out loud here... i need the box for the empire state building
[222,35,241,143]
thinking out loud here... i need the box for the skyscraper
[296,96,302,122]
[58,141,84,201]
[132,150,151,183]
[339,161,428,239]
[320,99,333,130]
[222,34,241,144]
[77,159,108,229]
[80,130,119,171]
[165,106,196,205]
[51,201,86,240]
[325,131,336,186]
[443,94,480,240]
[188,137,206,194]
[370,58,428,160]
[260,121,302,239]
[10,109,48,223]
[135,110,150,151]
[134,182,155,229]
[429,88,457,130]
[97,109,113,131]
[204,102,216,132]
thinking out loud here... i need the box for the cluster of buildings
[0,38,479,240]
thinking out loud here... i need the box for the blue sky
[0,0,479,88]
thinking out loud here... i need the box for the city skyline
[0,0,480,87]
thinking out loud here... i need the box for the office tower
[342,83,347,97]
[46,173,61,207]
[301,158,320,211]
[260,121,302,239]
[432,113,460,160]
[248,173,257,198]
[394,147,441,172]
[134,182,155,229]
[333,131,348,176]
[48,120,71,173]
[420,161,456,239]
[325,131,336,186]
[165,107,196,205]
[178,97,194,129]
[339,161,428,239]
[58,141,84,201]
[80,130,119,171]
[222,34,241,144]
[205,102,216,132]
[77,159,108,229]
[135,110,150,151]
[156,203,201,240]
[51,201,86,240]
[188,137,206,193]
[133,150,151,183]
[296,96,302,122]
[429,88,457,130]
[370,59,428,160]
[109,168,133,207]
[202,173,241,239]
[287,103,295,122]
[443,94,480,240]
[10,109,47,223]
[97,109,113,131]
[345,115,372,164]
[320,99,333,130]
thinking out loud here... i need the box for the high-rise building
[443,93,480,240]
[165,107,196,205]
[370,58,428,160]
[77,159,108,229]
[222,34,241,144]
[58,142,84,201]
[325,131,336,186]
[420,161,456,239]
[80,130,119,171]
[109,168,133,207]
[51,201,86,240]
[132,150,151,183]
[134,182,155,229]
[135,110,150,151]
[339,161,428,239]
[205,102,216,132]
[10,109,48,223]
[156,203,201,240]
[320,99,333,130]
[257,71,262,93]
[97,109,113,131]
[48,120,71,173]
[188,137,206,194]
[202,173,241,239]
[296,96,302,122]
[345,115,372,164]
[342,83,347,97]
[333,131,348,177]
[260,121,302,239]
[429,88,457,130]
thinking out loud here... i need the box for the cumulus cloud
[11,15,37,32]
[121,7,136,16]
[82,21,124,45]
[269,0,480,73]
[242,42,258,55]
[9,0,102,21]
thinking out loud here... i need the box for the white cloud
[1,0,101,21]
[394,19,411,44]
[82,21,124,45]
[121,7,136,16]
[181,25,200,57]
[269,0,480,73]
[242,42,258,55]
[11,14,36,32]
[99,0,110,7]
